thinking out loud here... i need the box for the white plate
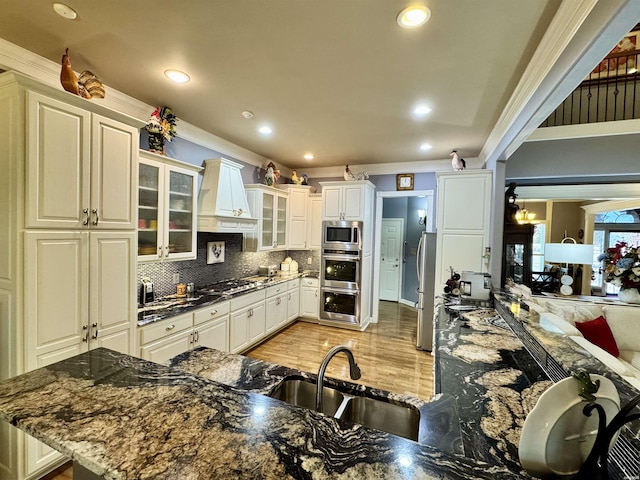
[518,374,620,477]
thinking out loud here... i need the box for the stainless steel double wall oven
[320,221,362,324]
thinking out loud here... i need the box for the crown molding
[301,157,483,178]
[527,118,640,142]
[517,183,640,201]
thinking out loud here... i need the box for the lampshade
[544,243,594,264]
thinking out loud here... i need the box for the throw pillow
[575,316,620,357]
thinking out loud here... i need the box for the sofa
[513,288,640,391]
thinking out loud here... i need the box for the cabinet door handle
[166,324,176,331]
[91,209,99,226]
[315,291,318,297]
[276,298,281,306]
[91,322,99,340]
[165,245,170,257]
[82,324,89,342]
[288,293,292,300]
[158,246,163,258]
[189,332,194,344]
[194,330,199,343]
[210,310,218,316]
[82,208,90,226]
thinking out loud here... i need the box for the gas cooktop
[197,278,264,296]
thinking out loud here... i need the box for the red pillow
[575,316,620,357]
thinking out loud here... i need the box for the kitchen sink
[340,396,420,441]
[269,377,345,416]
[268,376,420,441]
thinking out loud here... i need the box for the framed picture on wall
[207,241,225,264]
[396,173,414,191]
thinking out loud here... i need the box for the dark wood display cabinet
[501,223,534,288]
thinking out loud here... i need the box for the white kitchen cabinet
[276,185,318,249]
[26,92,138,230]
[300,277,319,319]
[320,181,374,221]
[0,72,144,480]
[287,280,300,323]
[265,284,288,334]
[24,231,136,372]
[139,302,231,361]
[307,194,322,249]
[138,151,201,262]
[435,171,492,287]
[245,185,288,251]
[229,290,266,353]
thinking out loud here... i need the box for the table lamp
[544,238,594,295]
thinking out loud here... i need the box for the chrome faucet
[316,345,361,413]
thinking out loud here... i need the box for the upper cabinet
[307,193,322,249]
[277,184,317,250]
[245,185,288,251]
[320,181,375,221]
[138,151,201,262]
[26,92,138,230]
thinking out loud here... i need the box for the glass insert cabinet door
[276,196,287,247]
[138,156,198,262]
[261,192,274,249]
[138,162,160,257]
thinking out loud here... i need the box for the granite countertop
[137,271,312,326]
[0,348,524,480]
[435,300,551,477]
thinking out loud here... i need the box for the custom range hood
[197,158,257,233]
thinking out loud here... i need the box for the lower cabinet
[229,290,267,354]
[266,293,287,334]
[287,279,300,322]
[139,301,231,364]
[300,277,319,319]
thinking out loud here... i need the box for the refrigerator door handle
[416,234,424,285]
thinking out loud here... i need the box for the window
[531,223,546,272]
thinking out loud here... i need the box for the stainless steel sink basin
[269,377,421,442]
[269,378,345,416]
[340,396,420,441]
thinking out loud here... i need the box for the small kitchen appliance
[259,265,278,277]
[140,277,155,305]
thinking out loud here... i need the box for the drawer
[140,312,193,345]
[193,301,230,326]
[287,278,300,290]
[301,277,319,288]
[230,289,265,311]
[266,282,287,298]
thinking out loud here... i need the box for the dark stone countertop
[137,272,310,326]
[0,348,524,480]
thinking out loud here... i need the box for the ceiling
[0,1,563,168]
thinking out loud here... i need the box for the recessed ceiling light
[303,153,315,160]
[53,2,77,20]
[419,143,432,151]
[412,103,432,118]
[242,110,254,119]
[164,69,191,83]
[397,6,431,29]
[258,125,273,136]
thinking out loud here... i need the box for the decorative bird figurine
[300,173,308,185]
[344,165,355,181]
[264,162,280,186]
[60,48,80,96]
[344,165,369,181]
[291,169,304,185]
[451,150,466,171]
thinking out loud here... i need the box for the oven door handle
[321,287,360,295]
[323,254,361,261]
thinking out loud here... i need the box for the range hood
[197,158,257,233]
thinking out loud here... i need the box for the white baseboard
[399,298,417,308]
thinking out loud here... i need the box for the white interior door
[379,219,404,301]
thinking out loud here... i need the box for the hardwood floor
[44,301,433,480]
[248,301,435,400]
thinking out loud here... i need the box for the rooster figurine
[344,164,369,181]
[264,162,280,186]
[60,48,105,99]
[451,150,466,171]
[291,169,304,185]
[60,48,81,96]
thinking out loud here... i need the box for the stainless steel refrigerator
[416,232,437,351]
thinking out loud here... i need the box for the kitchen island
[0,348,524,479]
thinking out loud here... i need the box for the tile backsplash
[138,232,320,299]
